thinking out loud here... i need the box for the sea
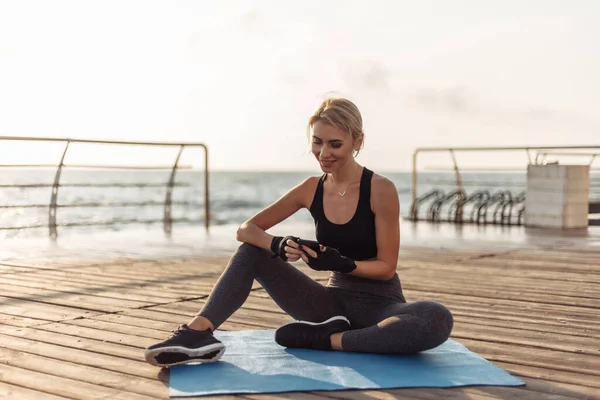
[1,169,599,242]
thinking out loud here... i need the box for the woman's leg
[145,242,346,367]
[340,300,454,354]
[197,243,344,329]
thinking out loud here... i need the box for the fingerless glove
[305,247,357,274]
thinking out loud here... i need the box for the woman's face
[311,121,358,172]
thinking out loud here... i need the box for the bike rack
[412,188,528,226]
[409,145,600,226]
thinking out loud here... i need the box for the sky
[0,0,599,172]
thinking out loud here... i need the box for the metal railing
[0,136,210,238]
[409,145,600,223]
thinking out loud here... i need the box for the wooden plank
[0,347,165,398]
[404,289,600,320]
[404,281,599,309]
[32,322,158,349]
[450,324,599,356]
[452,313,600,339]
[457,256,600,275]
[0,363,160,400]
[429,299,600,330]
[458,337,600,377]
[399,260,600,284]
[119,308,199,325]
[117,308,263,332]
[4,268,216,298]
[401,269,600,299]
[0,382,71,400]
[0,333,157,379]
[519,377,600,399]
[0,326,143,360]
[147,303,291,328]
[0,282,166,310]
[321,388,495,400]
[0,312,55,329]
[243,393,356,400]
[63,318,172,340]
[0,285,151,312]
[90,313,178,332]
[73,261,224,280]
[495,360,600,389]
[389,387,583,400]
[0,295,97,321]
[0,274,186,303]
[146,305,283,329]
[0,264,36,275]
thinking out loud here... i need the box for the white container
[525,164,589,229]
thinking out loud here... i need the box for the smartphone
[295,238,321,253]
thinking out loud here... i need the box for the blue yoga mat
[169,330,524,397]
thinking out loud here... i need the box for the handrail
[536,151,600,166]
[0,136,207,146]
[410,145,600,221]
[0,136,210,238]
[0,164,194,169]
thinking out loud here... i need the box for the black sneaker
[275,316,351,351]
[144,324,225,367]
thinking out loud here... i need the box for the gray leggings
[198,243,453,354]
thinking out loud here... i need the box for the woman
[144,98,453,368]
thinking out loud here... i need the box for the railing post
[49,141,70,239]
[164,145,184,235]
[449,149,464,223]
[203,145,210,231]
[409,150,418,220]
[525,148,532,165]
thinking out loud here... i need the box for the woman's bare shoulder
[370,172,399,209]
[297,175,322,208]
[371,172,397,194]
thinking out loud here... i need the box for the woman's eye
[332,144,342,148]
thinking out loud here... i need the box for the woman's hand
[297,242,323,264]
[300,244,357,273]
[284,238,306,262]
[270,235,307,262]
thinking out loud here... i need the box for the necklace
[331,165,361,197]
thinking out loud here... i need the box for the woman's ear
[353,132,364,152]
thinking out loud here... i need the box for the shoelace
[171,325,189,337]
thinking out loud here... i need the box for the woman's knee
[230,243,277,276]
[417,301,453,334]
[235,242,270,260]
[405,302,453,353]
[411,301,454,351]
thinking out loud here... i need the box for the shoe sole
[275,315,351,349]
[278,315,350,329]
[144,343,225,368]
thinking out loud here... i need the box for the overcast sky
[1,0,598,171]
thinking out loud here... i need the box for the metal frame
[0,136,210,238]
[410,145,600,221]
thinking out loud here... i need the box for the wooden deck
[0,229,599,400]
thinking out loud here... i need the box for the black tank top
[309,167,378,261]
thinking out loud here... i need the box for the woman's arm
[236,177,317,251]
[350,176,400,280]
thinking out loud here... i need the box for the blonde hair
[307,98,365,156]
